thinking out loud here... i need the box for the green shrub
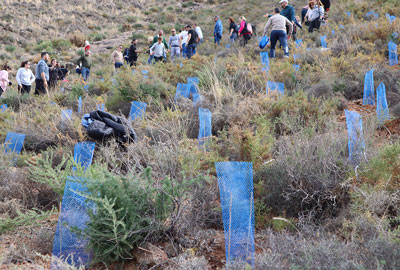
[51,39,72,50]
[80,167,202,265]
[89,32,106,42]
[133,23,143,29]
[126,16,137,23]
[148,23,157,31]
[34,40,53,52]
[5,45,15,52]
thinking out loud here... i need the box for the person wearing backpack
[186,25,198,59]
[229,17,239,42]
[263,8,293,58]
[238,16,252,46]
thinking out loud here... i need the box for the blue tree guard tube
[198,108,212,146]
[386,13,396,24]
[293,64,300,72]
[388,41,398,66]
[73,142,96,170]
[346,11,351,17]
[4,132,25,154]
[363,69,375,105]
[260,52,269,72]
[51,178,93,270]
[295,39,303,49]
[83,85,89,91]
[174,83,190,101]
[266,81,284,96]
[376,83,390,125]
[129,101,147,121]
[96,104,105,111]
[320,35,327,48]
[339,24,345,29]
[345,110,365,163]
[192,93,201,105]
[78,97,82,114]
[215,162,255,267]
[1,104,7,112]
[61,109,73,121]
[187,77,200,96]
[331,29,335,36]
[142,70,149,79]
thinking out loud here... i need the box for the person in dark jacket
[280,0,297,39]
[128,39,141,66]
[49,59,60,90]
[321,0,330,21]
[229,17,238,42]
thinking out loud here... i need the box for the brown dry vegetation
[0,0,400,269]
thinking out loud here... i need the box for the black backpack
[123,48,129,59]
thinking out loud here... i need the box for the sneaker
[284,55,289,58]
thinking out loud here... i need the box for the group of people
[262,0,330,58]
[110,24,204,69]
[0,52,69,97]
[0,0,333,97]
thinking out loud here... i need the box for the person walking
[49,59,60,90]
[111,45,124,69]
[77,49,92,81]
[238,16,252,46]
[0,64,12,97]
[152,30,169,61]
[168,28,181,62]
[150,37,167,63]
[263,8,293,58]
[193,23,203,43]
[35,52,50,96]
[129,39,141,66]
[229,17,239,42]
[186,25,198,59]
[16,61,35,95]
[280,0,297,39]
[179,28,189,58]
[214,15,223,46]
[305,0,324,32]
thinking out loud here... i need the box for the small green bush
[34,40,53,53]
[52,39,72,51]
[5,45,15,52]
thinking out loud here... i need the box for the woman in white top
[179,29,189,58]
[306,0,324,33]
[16,61,35,95]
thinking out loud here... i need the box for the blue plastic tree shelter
[216,162,255,268]
[129,101,147,121]
[51,179,93,270]
[198,108,212,146]
[345,110,365,163]
[376,83,390,124]
[266,81,284,96]
[4,132,25,154]
[174,83,190,101]
[363,70,375,105]
[73,142,96,170]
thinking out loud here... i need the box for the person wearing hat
[279,0,296,39]
[214,15,223,46]
[263,8,293,58]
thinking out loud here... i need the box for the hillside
[0,0,400,269]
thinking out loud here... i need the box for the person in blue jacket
[214,15,223,46]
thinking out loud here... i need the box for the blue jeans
[81,67,90,81]
[230,32,238,42]
[115,62,123,68]
[270,30,289,58]
[214,33,222,45]
[187,44,197,59]
[182,43,187,58]
[147,54,154,65]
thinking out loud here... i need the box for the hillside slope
[0,0,400,269]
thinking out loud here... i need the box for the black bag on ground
[87,110,137,143]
